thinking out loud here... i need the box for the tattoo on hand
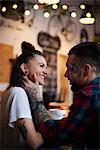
[18,124,27,140]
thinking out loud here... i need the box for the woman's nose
[44,68,48,75]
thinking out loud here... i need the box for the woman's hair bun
[21,41,35,54]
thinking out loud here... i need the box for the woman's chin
[39,81,44,85]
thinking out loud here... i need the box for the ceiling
[0,0,100,25]
[24,0,100,5]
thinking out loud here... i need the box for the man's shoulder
[82,78,100,99]
[84,78,99,94]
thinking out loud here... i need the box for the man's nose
[64,70,68,78]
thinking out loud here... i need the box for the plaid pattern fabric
[39,77,100,148]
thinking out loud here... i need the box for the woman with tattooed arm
[0,41,48,149]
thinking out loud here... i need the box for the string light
[1,6,6,12]
[80,4,85,10]
[38,0,60,5]
[71,11,77,18]
[44,11,50,18]
[62,4,68,10]
[52,4,58,10]
[0,0,96,24]
[12,4,18,9]
[24,9,31,16]
[33,4,39,10]
[86,12,91,18]
[38,0,45,4]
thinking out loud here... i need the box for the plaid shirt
[39,77,100,149]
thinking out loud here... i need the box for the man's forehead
[66,55,78,65]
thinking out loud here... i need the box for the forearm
[31,101,52,125]
[17,118,44,149]
[25,86,42,102]
[24,86,52,125]
[40,98,92,144]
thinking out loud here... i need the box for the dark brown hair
[8,41,45,88]
[68,42,100,74]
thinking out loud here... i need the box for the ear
[20,63,28,75]
[84,64,92,76]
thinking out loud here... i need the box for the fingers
[22,73,39,89]
[33,73,38,84]
[49,102,60,107]
[49,102,70,111]
[23,76,35,88]
[33,73,39,87]
[23,76,29,87]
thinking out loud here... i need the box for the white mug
[48,109,66,120]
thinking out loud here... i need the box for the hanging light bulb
[80,4,85,10]
[79,10,95,24]
[52,4,58,10]
[62,4,68,11]
[12,4,18,9]
[86,12,91,18]
[71,11,77,18]
[1,6,6,12]
[33,4,39,10]
[24,9,31,16]
[44,11,50,18]
[38,0,60,5]
[38,0,45,4]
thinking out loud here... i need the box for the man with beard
[25,42,100,149]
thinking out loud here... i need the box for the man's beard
[71,83,81,92]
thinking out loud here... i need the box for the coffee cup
[48,109,66,120]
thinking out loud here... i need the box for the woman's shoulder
[11,86,25,92]
[9,87,27,96]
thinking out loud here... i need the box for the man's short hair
[68,42,100,73]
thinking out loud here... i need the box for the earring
[25,70,28,75]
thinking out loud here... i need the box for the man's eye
[68,64,79,72]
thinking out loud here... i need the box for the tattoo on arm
[25,87,42,102]
[18,124,27,140]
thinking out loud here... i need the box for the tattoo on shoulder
[18,124,27,140]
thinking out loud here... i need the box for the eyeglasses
[67,63,80,72]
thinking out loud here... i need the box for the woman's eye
[40,64,44,67]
